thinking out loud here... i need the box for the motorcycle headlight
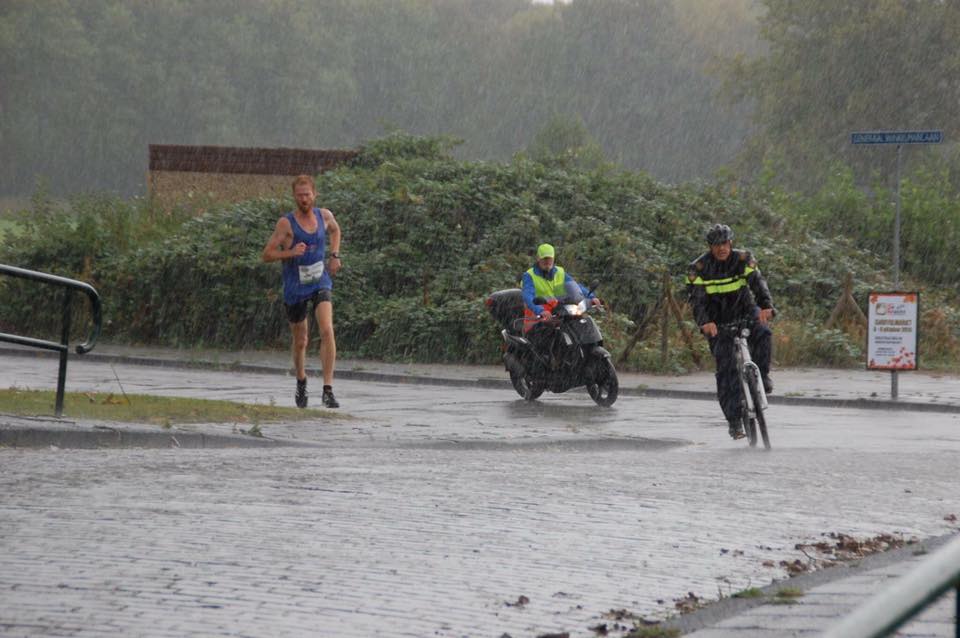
[564,304,582,316]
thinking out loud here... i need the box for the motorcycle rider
[521,243,600,364]
[687,224,775,439]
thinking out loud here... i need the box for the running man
[262,174,342,408]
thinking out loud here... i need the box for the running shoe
[295,378,308,408]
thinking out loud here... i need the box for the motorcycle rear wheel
[510,369,544,401]
[586,357,618,407]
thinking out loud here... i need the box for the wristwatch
[330,252,340,259]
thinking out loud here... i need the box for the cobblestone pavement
[684,547,959,637]
[1,354,960,636]
[5,343,960,408]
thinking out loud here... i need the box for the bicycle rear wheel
[747,377,771,450]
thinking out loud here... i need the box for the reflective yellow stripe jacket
[686,250,772,327]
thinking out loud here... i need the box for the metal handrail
[0,264,102,416]
[822,534,960,638]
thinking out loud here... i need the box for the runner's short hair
[291,174,315,192]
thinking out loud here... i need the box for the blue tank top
[281,209,333,304]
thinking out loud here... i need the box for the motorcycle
[485,280,619,406]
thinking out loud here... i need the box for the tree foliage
[7,133,946,370]
[727,0,960,192]
[0,0,757,197]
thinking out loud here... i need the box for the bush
[773,320,862,368]
[0,133,956,371]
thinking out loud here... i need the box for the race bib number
[298,260,324,284]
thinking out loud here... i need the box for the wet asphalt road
[1,355,959,637]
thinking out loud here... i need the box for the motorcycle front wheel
[510,369,544,401]
[586,357,618,407]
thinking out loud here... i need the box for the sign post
[852,130,941,398]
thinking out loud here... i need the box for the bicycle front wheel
[747,376,771,450]
[745,416,758,447]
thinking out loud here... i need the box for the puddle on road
[401,436,690,452]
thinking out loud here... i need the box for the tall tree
[0,0,760,197]
[0,1,99,193]
[727,0,960,191]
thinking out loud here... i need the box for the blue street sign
[851,130,943,145]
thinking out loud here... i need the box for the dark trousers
[708,323,771,422]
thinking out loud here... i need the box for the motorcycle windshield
[562,279,585,304]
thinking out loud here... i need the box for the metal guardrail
[0,264,102,416]
[822,534,960,638]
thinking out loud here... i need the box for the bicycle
[718,319,771,450]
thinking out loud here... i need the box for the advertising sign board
[867,292,919,370]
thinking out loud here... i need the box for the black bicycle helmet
[706,223,734,245]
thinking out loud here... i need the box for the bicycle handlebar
[716,308,777,330]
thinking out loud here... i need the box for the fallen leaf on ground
[602,609,639,621]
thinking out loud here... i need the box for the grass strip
[0,389,339,426]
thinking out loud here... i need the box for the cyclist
[687,224,775,439]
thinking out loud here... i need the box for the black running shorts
[285,288,332,323]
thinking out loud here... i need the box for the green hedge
[2,133,956,369]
